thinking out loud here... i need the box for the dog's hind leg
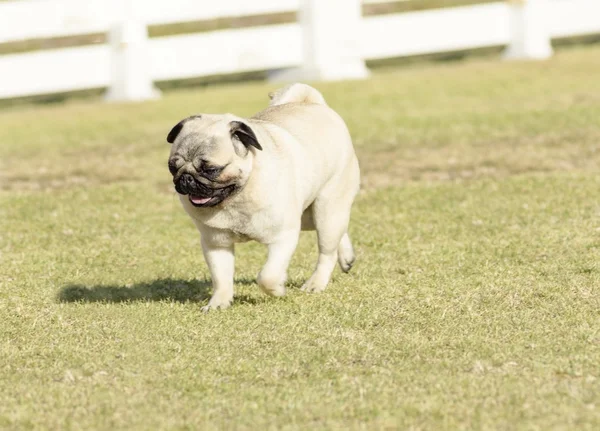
[301,152,359,293]
[301,179,357,293]
[337,233,355,273]
[301,202,349,293]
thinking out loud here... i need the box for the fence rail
[0,0,599,101]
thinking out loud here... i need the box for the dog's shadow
[57,277,260,305]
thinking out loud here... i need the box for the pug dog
[167,83,360,311]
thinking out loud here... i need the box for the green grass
[1,45,600,430]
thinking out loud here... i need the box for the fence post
[104,0,160,102]
[503,0,553,60]
[271,0,369,82]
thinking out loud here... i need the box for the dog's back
[253,84,353,165]
[250,83,359,215]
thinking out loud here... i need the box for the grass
[1,44,600,430]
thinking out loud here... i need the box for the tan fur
[268,83,327,106]
[168,83,360,311]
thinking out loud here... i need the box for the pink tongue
[190,196,211,205]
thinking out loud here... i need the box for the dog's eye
[168,159,179,175]
[203,165,221,176]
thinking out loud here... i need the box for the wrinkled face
[166,114,262,208]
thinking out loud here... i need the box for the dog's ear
[230,121,262,151]
[166,115,202,144]
[166,120,185,144]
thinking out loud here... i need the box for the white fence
[0,0,599,101]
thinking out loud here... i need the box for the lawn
[1,45,599,430]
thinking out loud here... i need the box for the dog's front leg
[200,235,235,312]
[257,230,299,297]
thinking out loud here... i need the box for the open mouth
[186,184,237,208]
[188,195,218,207]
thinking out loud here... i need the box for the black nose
[181,173,194,188]
[175,173,197,195]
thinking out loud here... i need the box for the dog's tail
[268,83,327,106]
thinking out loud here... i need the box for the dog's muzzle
[174,173,236,207]
[175,173,207,195]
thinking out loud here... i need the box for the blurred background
[0,0,599,105]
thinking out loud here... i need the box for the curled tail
[268,83,327,106]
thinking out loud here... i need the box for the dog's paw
[338,234,355,273]
[339,255,355,273]
[300,278,327,293]
[257,272,286,297]
[258,282,286,297]
[201,296,232,312]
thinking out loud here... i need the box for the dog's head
[166,114,262,208]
